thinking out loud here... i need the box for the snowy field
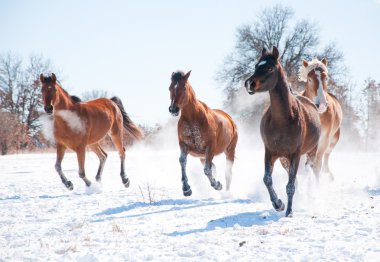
[0,143,379,261]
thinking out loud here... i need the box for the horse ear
[184,70,191,81]
[40,74,44,83]
[321,58,328,66]
[261,47,267,56]
[51,73,57,83]
[272,46,279,60]
[303,60,309,67]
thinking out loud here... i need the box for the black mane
[70,95,82,103]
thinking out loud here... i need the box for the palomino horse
[299,58,343,180]
[168,71,238,196]
[244,47,321,217]
[40,73,143,190]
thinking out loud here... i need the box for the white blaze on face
[55,110,86,133]
[257,60,267,67]
[314,70,328,113]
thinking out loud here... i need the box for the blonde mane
[298,59,328,82]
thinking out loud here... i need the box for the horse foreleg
[179,145,192,196]
[263,151,284,212]
[285,154,301,217]
[76,147,91,187]
[55,143,73,190]
[89,144,108,182]
[322,128,340,181]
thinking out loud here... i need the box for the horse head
[40,73,58,115]
[299,58,329,113]
[168,70,191,116]
[245,46,282,95]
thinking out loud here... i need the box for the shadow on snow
[92,198,254,223]
[166,210,281,236]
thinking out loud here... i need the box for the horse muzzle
[44,105,53,115]
[169,105,180,116]
[245,79,256,95]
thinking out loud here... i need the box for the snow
[0,145,379,261]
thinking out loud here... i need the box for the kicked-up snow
[0,145,379,261]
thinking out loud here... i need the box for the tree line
[1,5,379,155]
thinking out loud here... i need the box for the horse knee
[55,162,63,172]
[263,174,272,187]
[179,155,187,165]
[286,183,295,196]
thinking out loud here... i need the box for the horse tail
[110,96,144,141]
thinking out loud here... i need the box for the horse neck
[268,69,296,122]
[54,85,74,110]
[180,85,205,120]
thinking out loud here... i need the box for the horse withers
[299,58,343,181]
[169,71,238,196]
[244,47,321,217]
[40,73,143,190]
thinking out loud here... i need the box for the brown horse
[299,58,343,180]
[244,47,321,217]
[168,71,238,196]
[40,73,143,190]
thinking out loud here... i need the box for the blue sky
[1,0,379,125]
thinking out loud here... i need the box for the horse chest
[180,123,207,152]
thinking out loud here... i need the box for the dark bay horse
[299,58,343,181]
[244,47,321,217]
[40,73,143,190]
[169,71,238,196]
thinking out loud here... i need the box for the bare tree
[362,78,380,151]
[217,4,348,137]
[0,52,56,152]
[0,111,24,155]
[81,89,109,101]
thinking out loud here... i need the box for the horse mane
[171,71,185,81]
[298,59,328,82]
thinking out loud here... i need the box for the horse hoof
[273,199,285,212]
[96,176,101,182]
[285,210,293,217]
[123,178,130,188]
[214,181,223,191]
[65,181,73,191]
[183,188,192,197]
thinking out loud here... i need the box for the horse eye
[268,67,274,72]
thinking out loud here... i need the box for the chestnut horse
[244,47,321,217]
[168,71,238,196]
[299,58,343,181]
[40,73,143,190]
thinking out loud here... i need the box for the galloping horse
[40,73,143,190]
[244,47,321,217]
[299,58,343,180]
[168,71,238,196]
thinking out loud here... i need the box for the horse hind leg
[201,157,222,191]
[55,143,73,190]
[224,134,237,191]
[110,124,129,188]
[89,143,108,182]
